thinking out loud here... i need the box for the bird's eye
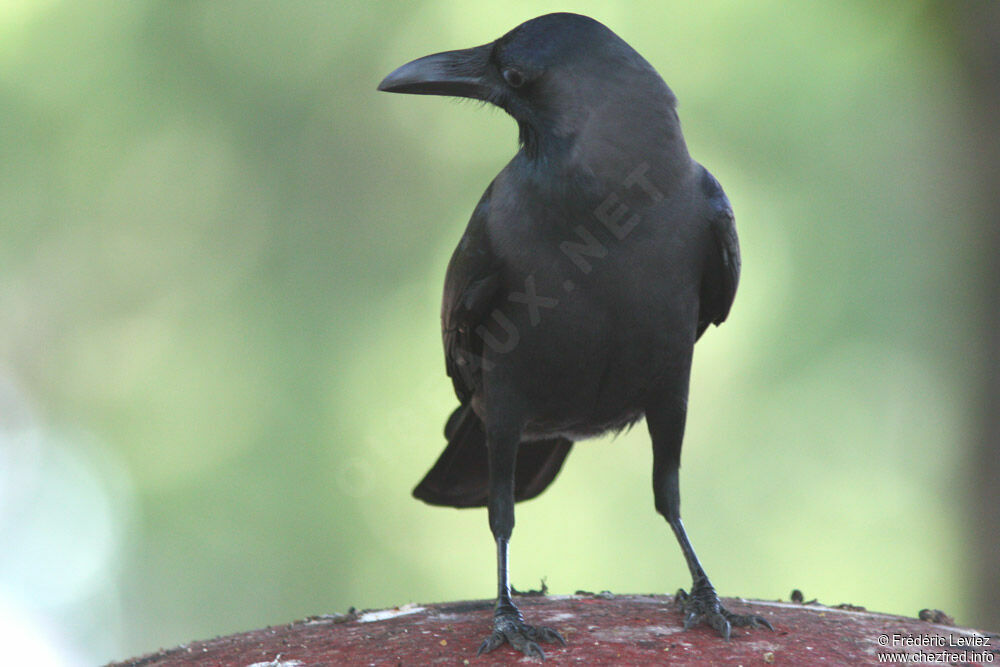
[502,68,526,88]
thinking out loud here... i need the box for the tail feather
[413,404,573,508]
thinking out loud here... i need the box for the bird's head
[378,13,677,159]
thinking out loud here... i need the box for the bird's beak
[377,44,493,101]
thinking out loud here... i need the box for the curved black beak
[378,43,494,100]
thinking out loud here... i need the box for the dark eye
[502,68,525,88]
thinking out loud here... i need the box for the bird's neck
[519,102,692,201]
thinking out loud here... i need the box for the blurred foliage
[0,1,986,664]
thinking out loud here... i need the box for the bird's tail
[412,403,573,508]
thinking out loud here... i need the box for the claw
[713,616,731,641]
[675,583,772,639]
[724,607,774,632]
[477,632,504,656]
[538,626,568,646]
[478,611,565,659]
[517,640,544,659]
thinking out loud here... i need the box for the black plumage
[379,12,770,658]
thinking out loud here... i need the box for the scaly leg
[477,416,565,658]
[647,382,772,639]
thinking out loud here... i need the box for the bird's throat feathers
[516,80,690,197]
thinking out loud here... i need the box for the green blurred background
[1,1,997,664]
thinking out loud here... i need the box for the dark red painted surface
[109,594,996,666]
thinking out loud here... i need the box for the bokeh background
[1,1,997,664]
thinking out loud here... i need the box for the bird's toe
[478,613,566,660]
[724,609,774,631]
[674,583,771,639]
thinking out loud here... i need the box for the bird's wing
[696,166,740,339]
[442,184,503,402]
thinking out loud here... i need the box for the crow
[378,12,771,659]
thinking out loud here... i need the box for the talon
[676,583,771,639]
[722,608,774,632]
[525,641,544,659]
[541,627,567,646]
[477,631,503,656]
[742,614,772,631]
[480,611,565,658]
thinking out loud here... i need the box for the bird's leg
[478,419,565,659]
[647,388,772,639]
[660,469,772,638]
[478,537,565,658]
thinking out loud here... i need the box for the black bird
[378,12,771,659]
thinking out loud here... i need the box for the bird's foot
[477,604,566,660]
[675,581,773,640]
